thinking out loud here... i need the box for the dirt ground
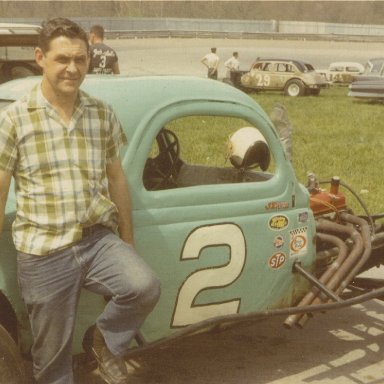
[24,38,384,383]
[23,293,384,383]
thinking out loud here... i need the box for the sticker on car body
[289,227,308,257]
[269,215,289,230]
[268,252,287,269]
[265,201,289,210]
[273,235,285,249]
[298,211,309,223]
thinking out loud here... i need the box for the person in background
[0,17,160,384]
[224,51,240,80]
[201,47,219,79]
[88,24,120,74]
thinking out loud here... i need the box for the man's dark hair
[90,25,105,39]
[211,47,217,53]
[38,17,89,53]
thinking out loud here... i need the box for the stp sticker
[290,227,308,257]
[268,252,287,269]
[269,215,289,230]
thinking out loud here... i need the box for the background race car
[317,61,364,85]
[226,58,327,96]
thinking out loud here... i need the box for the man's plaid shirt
[0,85,127,256]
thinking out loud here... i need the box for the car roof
[329,61,364,68]
[0,23,41,47]
[254,58,312,71]
[0,23,41,33]
[0,75,269,138]
[367,57,384,63]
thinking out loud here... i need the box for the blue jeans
[17,226,161,384]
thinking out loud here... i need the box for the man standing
[224,51,240,80]
[88,24,120,74]
[201,47,220,79]
[0,18,160,384]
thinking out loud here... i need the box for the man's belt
[82,224,106,238]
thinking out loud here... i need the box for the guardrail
[2,17,384,42]
[108,30,384,42]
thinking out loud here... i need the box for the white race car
[317,61,364,85]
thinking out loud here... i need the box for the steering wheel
[144,129,181,190]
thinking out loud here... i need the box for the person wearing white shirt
[201,47,220,79]
[224,51,240,79]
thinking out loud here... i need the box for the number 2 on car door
[172,223,246,327]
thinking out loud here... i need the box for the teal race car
[0,75,383,383]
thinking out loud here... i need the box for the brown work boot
[92,326,129,384]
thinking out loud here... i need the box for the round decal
[274,235,284,249]
[268,252,286,269]
[269,215,289,230]
[290,234,307,252]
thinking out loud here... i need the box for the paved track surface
[26,38,384,384]
[108,37,384,77]
[73,297,384,384]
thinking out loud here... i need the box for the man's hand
[0,170,12,234]
[106,159,135,245]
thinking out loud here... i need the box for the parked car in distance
[362,57,384,76]
[348,78,384,100]
[226,58,327,97]
[317,62,364,85]
[0,23,41,84]
[348,58,384,100]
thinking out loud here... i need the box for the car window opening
[143,116,274,191]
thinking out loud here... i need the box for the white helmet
[227,127,270,171]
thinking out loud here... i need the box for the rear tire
[0,324,26,384]
[284,79,305,97]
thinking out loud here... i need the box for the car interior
[143,116,274,191]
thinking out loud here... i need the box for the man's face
[35,36,89,99]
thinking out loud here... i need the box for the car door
[247,61,273,90]
[263,62,281,90]
[274,62,296,90]
[124,99,316,344]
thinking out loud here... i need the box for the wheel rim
[288,83,300,96]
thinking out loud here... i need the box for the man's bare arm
[112,61,120,74]
[0,170,12,234]
[106,158,134,245]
